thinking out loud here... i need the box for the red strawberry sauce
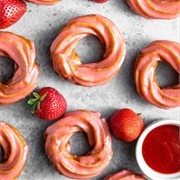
[142,125,180,174]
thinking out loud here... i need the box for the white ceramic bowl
[135,119,180,180]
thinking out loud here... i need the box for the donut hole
[70,131,93,156]
[156,61,179,87]
[0,145,6,163]
[0,56,15,84]
[76,35,106,64]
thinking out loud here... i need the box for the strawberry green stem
[37,93,47,110]
[28,92,47,114]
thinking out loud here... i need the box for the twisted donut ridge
[50,14,126,87]
[26,0,60,5]
[0,31,39,105]
[44,110,113,179]
[134,40,180,109]
[125,0,180,19]
[0,121,29,180]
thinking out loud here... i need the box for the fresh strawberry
[0,0,27,29]
[92,0,108,3]
[28,87,67,121]
[109,108,144,142]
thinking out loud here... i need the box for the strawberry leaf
[33,92,40,99]
[28,92,47,114]
[28,98,37,105]
[31,101,38,114]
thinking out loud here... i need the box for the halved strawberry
[0,0,27,29]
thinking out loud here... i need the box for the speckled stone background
[0,0,179,180]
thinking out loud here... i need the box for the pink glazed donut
[26,0,60,5]
[0,32,39,105]
[104,169,147,180]
[125,0,180,19]
[44,110,113,179]
[50,14,126,87]
[0,122,29,180]
[134,40,180,109]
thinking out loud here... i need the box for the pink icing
[26,0,60,5]
[50,14,126,87]
[125,0,180,19]
[104,169,147,180]
[44,110,113,179]
[134,40,180,109]
[0,122,29,180]
[0,31,39,105]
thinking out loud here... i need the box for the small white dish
[135,119,180,180]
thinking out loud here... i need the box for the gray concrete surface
[0,0,179,179]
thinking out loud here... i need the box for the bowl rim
[135,119,180,180]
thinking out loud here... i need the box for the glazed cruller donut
[103,169,147,180]
[26,0,60,5]
[134,40,180,109]
[0,32,39,105]
[125,0,180,19]
[50,14,126,87]
[0,121,29,180]
[44,110,113,179]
